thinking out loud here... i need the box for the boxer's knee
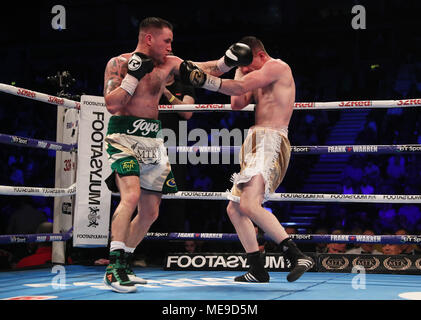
[144,207,159,223]
[120,189,141,212]
[130,206,159,230]
[239,197,261,219]
[138,197,160,223]
[226,201,239,219]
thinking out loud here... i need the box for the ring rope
[0,133,76,152]
[2,135,419,155]
[161,191,421,203]
[0,183,76,197]
[0,185,419,203]
[159,191,421,204]
[0,227,73,244]
[1,85,420,244]
[1,82,420,111]
[169,144,421,154]
[0,83,80,109]
[1,229,418,245]
[144,232,421,244]
[158,98,421,111]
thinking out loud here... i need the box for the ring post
[52,107,78,263]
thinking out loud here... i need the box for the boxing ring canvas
[1,265,421,300]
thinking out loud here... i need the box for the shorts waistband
[250,126,289,138]
[107,116,162,138]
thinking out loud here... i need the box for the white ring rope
[1,82,420,111]
[0,185,420,204]
[0,83,80,109]
[162,191,421,204]
[0,183,76,197]
[1,84,420,204]
[158,99,421,111]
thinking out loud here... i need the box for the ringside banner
[318,253,421,274]
[165,253,421,274]
[165,253,317,271]
[73,95,112,247]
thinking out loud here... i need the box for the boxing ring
[1,82,421,301]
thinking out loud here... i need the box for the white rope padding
[0,185,419,204]
[159,98,421,111]
[160,191,421,204]
[0,183,76,197]
[1,82,420,111]
[1,83,420,203]
[0,83,80,109]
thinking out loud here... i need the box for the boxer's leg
[227,199,269,282]
[233,174,314,282]
[127,189,161,248]
[239,175,290,243]
[227,200,259,253]
[122,189,161,284]
[104,174,140,293]
[227,175,274,282]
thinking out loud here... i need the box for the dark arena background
[0,0,421,313]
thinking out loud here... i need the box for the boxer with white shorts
[180,36,314,283]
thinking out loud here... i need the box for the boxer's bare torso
[251,59,295,130]
[221,58,295,131]
[104,54,182,119]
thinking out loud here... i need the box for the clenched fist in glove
[179,60,222,92]
[217,42,253,73]
[120,52,154,96]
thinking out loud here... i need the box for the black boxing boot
[280,238,314,282]
[234,251,269,283]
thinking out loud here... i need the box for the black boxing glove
[120,52,154,95]
[179,60,222,92]
[217,43,253,73]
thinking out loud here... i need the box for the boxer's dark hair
[139,17,173,33]
[239,36,267,55]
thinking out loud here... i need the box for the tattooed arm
[193,43,253,76]
[103,56,131,114]
[194,61,224,77]
[170,56,224,78]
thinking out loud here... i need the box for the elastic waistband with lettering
[107,116,162,138]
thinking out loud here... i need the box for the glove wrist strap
[216,57,232,73]
[202,75,222,92]
[120,74,139,96]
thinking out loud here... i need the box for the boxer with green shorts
[102,16,250,293]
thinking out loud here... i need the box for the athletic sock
[110,241,126,252]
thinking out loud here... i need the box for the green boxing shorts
[104,115,177,194]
